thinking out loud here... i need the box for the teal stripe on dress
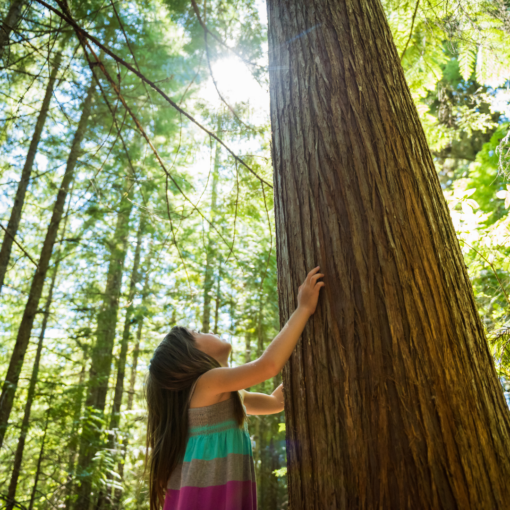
[183,428,253,462]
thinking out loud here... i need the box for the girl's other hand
[297,266,325,316]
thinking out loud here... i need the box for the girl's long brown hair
[144,326,246,509]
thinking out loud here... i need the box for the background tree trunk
[0,81,94,448]
[74,184,133,510]
[0,0,27,59]
[116,249,153,505]
[213,273,221,335]
[28,399,52,510]
[5,261,59,510]
[0,49,62,294]
[267,0,510,508]
[64,345,89,510]
[96,211,146,509]
[202,117,222,333]
[126,249,153,413]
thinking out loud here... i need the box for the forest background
[0,0,509,509]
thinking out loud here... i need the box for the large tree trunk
[5,261,59,510]
[0,49,62,294]
[74,183,134,510]
[0,80,95,449]
[266,0,510,508]
[0,0,27,59]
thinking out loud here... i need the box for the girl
[145,267,324,510]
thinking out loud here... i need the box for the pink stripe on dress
[164,480,257,510]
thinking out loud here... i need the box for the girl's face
[193,331,231,367]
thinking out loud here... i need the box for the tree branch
[34,0,272,189]
[0,223,38,268]
[400,0,421,62]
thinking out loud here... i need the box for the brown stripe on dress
[167,453,256,489]
[188,394,246,428]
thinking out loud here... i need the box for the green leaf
[458,42,476,81]
[273,467,287,477]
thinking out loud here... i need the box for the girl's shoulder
[189,376,233,408]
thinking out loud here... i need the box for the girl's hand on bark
[272,383,284,410]
[297,266,325,316]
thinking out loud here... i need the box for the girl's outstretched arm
[197,267,325,396]
[240,384,284,415]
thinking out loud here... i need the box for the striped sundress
[164,386,257,510]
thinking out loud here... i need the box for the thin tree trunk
[0,49,62,294]
[259,413,281,510]
[110,212,145,430]
[267,0,510,508]
[63,345,89,510]
[202,118,222,333]
[0,80,95,449]
[5,261,59,510]
[126,250,152,412]
[0,0,27,59]
[245,331,252,364]
[252,312,265,490]
[116,248,153,507]
[28,399,52,510]
[96,212,146,509]
[267,376,282,510]
[74,184,134,510]
[213,273,220,334]
[126,319,143,415]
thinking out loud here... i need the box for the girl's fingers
[306,266,321,281]
[311,273,324,282]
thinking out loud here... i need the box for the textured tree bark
[266,0,510,508]
[74,181,133,510]
[0,49,62,294]
[0,0,27,59]
[0,80,94,449]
